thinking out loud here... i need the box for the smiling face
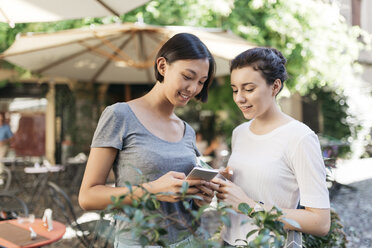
[230,66,277,120]
[159,58,209,107]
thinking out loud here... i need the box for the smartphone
[186,167,219,181]
[196,157,214,169]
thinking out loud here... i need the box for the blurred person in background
[195,131,208,155]
[0,112,13,185]
[203,135,229,169]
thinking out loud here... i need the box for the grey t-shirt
[91,102,200,245]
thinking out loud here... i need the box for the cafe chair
[0,192,29,219]
[0,167,12,193]
[46,181,114,248]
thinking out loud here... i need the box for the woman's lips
[239,105,252,111]
[179,92,191,100]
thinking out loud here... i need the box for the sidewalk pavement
[330,158,372,248]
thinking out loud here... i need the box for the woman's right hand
[143,171,202,202]
[219,166,233,181]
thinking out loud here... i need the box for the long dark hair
[230,47,288,94]
[154,33,216,102]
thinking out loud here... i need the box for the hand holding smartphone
[186,167,219,181]
[186,157,219,181]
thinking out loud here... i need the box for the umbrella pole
[0,7,14,27]
[96,0,120,17]
[124,85,132,102]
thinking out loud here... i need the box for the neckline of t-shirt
[246,119,296,140]
[124,103,187,144]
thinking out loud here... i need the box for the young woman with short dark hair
[214,47,330,246]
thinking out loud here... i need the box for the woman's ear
[272,79,282,96]
[156,57,167,76]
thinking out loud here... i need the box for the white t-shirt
[222,120,330,246]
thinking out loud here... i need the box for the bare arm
[0,137,12,146]
[79,147,133,210]
[79,147,203,211]
[213,177,330,236]
[280,207,330,236]
[203,139,220,156]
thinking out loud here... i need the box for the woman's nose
[186,81,199,94]
[235,91,246,103]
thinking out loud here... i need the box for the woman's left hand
[193,181,219,207]
[212,177,254,211]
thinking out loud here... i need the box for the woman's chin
[242,112,254,120]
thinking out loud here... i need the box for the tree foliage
[128,0,370,146]
[1,0,370,153]
[0,0,368,93]
[106,178,347,247]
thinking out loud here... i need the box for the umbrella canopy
[0,0,150,24]
[0,23,255,84]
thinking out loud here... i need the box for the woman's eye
[198,81,205,85]
[245,88,254,92]
[232,90,238,94]
[183,75,192,80]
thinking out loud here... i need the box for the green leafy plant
[104,176,295,248]
[235,203,287,248]
[106,181,223,247]
[303,209,348,248]
[106,181,348,248]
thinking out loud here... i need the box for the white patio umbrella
[0,0,150,25]
[0,22,255,84]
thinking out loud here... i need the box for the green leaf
[157,228,167,235]
[185,195,203,201]
[183,200,191,210]
[134,209,144,222]
[259,234,271,245]
[224,208,237,215]
[139,235,149,246]
[195,205,209,219]
[145,198,156,210]
[282,217,301,229]
[114,215,131,222]
[153,229,160,241]
[152,198,160,209]
[131,199,139,208]
[238,203,253,215]
[125,181,133,193]
[122,205,134,216]
[156,240,166,247]
[246,229,258,238]
[180,181,189,195]
[221,215,231,227]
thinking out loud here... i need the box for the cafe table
[0,218,66,248]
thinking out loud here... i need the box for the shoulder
[99,102,133,122]
[183,121,196,137]
[96,102,133,129]
[285,120,315,140]
[285,121,322,157]
[105,102,129,115]
[232,121,251,135]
